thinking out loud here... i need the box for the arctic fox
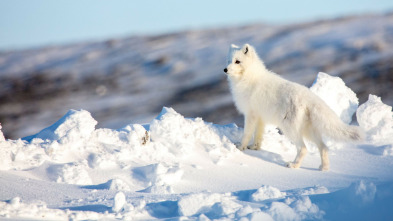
[224,44,363,171]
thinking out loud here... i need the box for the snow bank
[310,72,358,124]
[0,73,393,220]
[0,107,242,188]
[357,95,393,145]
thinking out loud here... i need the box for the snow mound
[27,109,97,143]
[178,192,244,219]
[264,196,324,221]
[150,107,238,161]
[133,163,183,194]
[251,185,286,202]
[178,192,223,217]
[290,185,329,196]
[310,72,358,124]
[0,107,244,190]
[357,94,393,144]
[47,162,92,185]
[0,139,47,170]
[107,179,131,191]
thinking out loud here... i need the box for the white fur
[224,44,364,171]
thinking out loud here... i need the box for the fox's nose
[223,68,228,73]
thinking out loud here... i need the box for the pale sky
[1,0,393,50]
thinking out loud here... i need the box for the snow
[251,186,286,202]
[0,73,393,220]
[310,72,359,124]
[357,94,393,145]
[112,192,126,213]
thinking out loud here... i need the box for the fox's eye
[235,60,240,64]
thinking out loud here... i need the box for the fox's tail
[310,103,365,142]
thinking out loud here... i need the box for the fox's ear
[242,44,256,57]
[230,44,240,49]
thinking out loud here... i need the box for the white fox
[224,44,364,171]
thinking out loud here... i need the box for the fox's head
[223,43,257,78]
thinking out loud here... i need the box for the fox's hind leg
[318,143,329,171]
[250,118,264,150]
[305,127,330,171]
[287,140,308,169]
[314,135,330,171]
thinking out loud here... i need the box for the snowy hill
[0,72,393,220]
[1,13,393,139]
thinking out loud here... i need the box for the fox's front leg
[239,114,257,151]
[250,118,264,150]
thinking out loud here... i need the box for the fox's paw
[319,164,329,171]
[286,162,300,169]
[248,143,261,151]
[238,146,247,151]
[235,144,247,151]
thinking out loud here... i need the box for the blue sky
[1,0,393,50]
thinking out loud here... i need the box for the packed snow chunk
[150,107,237,159]
[310,72,358,124]
[47,162,92,185]
[291,185,329,196]
[263,195,324,221]
[247,211,274,221]
[382,144,393,156]
[236,206,274,221]
[178,192,222,217]
[112,192,126,213]
[289,196,324,220]
[142,184,175,194]
[357,95,393,143]
[251,185,286,202]
[92,124,149,148]
[87,152,117,169]
[27,109,97,143]
[120,124,150,145]
[9,197,21,208]
[106,179,131,191]
[207,200,243,219]
[0,139,47,170]
[266,202,299,221]
[133,163,184,186]
[348,180,377,205]
[197,214,211,221]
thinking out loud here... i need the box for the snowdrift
[0,73,393,220]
